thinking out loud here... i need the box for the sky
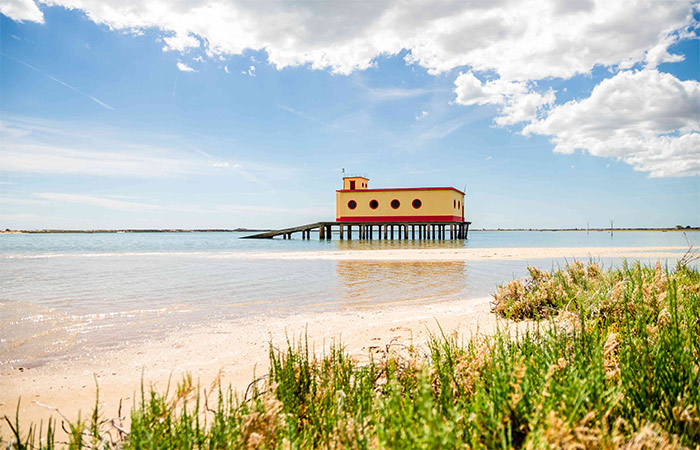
[0,0,698,230]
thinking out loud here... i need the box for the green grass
[3,261,699,449]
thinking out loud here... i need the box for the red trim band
[337,187,465,195]
[336,215,463,223]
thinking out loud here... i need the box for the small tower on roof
[343,176,369,191]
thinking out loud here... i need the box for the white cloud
[0,0,43,22]
[242,65,255,76]
[35,0,694,80]
[0,143,196,177]
[453,72,555,125]
[176,61,196,72]
[210,161,242,168]
[367,86,433,101]
[163,32,199,52]
[644,33,686,69]
[524,69,700,178]
[415,110,429,121]
[224,65,230,73]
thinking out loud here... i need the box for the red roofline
[337,187,465,195]
[342,176,369,180]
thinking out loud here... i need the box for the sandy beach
[0,245,689,435]
[1,296,500,435]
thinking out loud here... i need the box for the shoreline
[0,296,502,435]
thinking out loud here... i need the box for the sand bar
[1,245,686,261]
[234,246,687,261]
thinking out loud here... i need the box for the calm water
[1,230,695,369]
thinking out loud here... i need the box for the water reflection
[333,237,469,251]
[335,260,468,307]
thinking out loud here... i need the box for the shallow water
[1,230,696,369]
[0,230,696,256]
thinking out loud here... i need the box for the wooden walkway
[242,221,471,240]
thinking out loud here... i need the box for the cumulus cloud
[0,0,43,22]
[524,69,700,177]
[176,61,196,72]
[33,0,693,79]
[453,73,555,125]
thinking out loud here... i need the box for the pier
[242,221,471,240]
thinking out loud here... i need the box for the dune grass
[3,260,699,449]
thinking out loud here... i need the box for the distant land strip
[472,227,699,232]
[1,227,698,234]
[0,228,272,234]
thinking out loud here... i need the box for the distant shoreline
[0,228,272,234]
[1,227,697,234]
[472,227,699,232]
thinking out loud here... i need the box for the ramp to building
[241,222,326,239]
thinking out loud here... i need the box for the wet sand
[1,296,498,435]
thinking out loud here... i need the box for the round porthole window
[412,199,422,209]
[348,200,357,210]
[369,199,379,209]
[391,199,400,209]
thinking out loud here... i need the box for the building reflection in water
[333,238,468,251]
[335,259,468,308]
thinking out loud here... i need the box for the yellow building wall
[336,188,464,222]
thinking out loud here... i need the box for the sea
[1,230,696,369]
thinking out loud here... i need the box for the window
[348,200,357,210]
[412,199,422,209]
[453,199,456,208]
[369,199,379,209]
[349,180,356,190]
[458,201,461,209]
[391,199,400,209]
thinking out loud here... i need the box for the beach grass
[2,260,699,449]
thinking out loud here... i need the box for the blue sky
[1,1,698,229]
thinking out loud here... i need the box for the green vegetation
[3,261,699,449]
